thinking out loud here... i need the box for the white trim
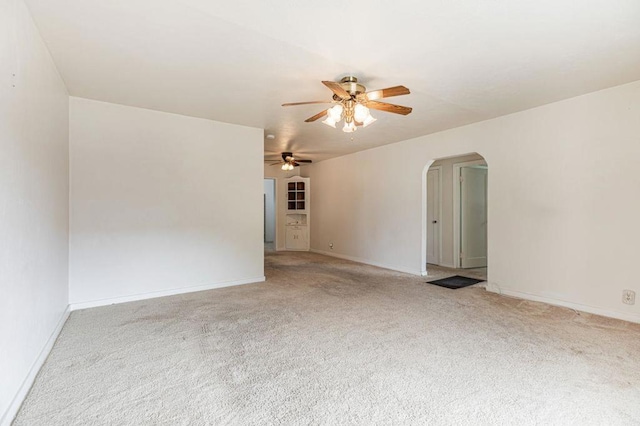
[420,161,435,275]
[1,306,71,426]
[274,177,278,249]
[311,249,422,276]
[437,168,443,267]
[426,166,443,266]
[453,159,487,268]
[486,285,640,324]
[69,276,266,311]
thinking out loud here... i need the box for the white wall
[0,0,69,423]
[429,154,486,267]
[264,167,300,250]
[308,80,640,323]
[69,97,264,307]
[263,179,276,242]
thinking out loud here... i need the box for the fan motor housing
[281,152,293,161]
[338,76,366,97]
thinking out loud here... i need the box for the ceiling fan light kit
[283,76,412,133]
[325,98,374,133]
[266,152,312,171]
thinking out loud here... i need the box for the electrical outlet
[622,290,635,305]
[329,242,334,250]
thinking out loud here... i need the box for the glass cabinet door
[287,180,307,211]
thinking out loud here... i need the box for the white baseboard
[310,249,421,276]
[486,284,640,324]
[69,276,266,311]
[1,306,71,426]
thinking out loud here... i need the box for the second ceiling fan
[266,152,312,171]
[282,76,412,133]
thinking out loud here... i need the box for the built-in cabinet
[285,177,310,251]
[286,180,307,211]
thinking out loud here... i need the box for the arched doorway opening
[421,153,488,280]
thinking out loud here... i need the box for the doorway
[423,153,488,276]
[263,179,276,250]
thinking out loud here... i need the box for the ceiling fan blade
[282,100,332,107]
[268,162,283,166]
[363,85,410,101]
[295,159,312,163]
[366,100,413,115]
[322,81,351,99]
[305,109,328,122]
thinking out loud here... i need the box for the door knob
[432,220,438,224]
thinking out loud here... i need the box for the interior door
[426,168,440,265]
[460,166,487,268]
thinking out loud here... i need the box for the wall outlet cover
[622,290,635,305]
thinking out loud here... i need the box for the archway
[421,153,488,279]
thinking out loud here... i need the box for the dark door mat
[427,275,484,289]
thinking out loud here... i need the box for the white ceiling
[25,0,640,161]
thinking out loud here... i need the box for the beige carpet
[15,251,640,425]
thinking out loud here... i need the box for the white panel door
[426,168,440,265]
[460,166,488,268]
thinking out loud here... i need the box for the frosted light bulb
[322,116,337,128]
[362,113,377,127]
[354,104,369,123]
[281,164,288,170]
[342,121,356,133]
[329,104,344,121]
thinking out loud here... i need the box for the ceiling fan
[266,152,312,171]
[282,76,412,133]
